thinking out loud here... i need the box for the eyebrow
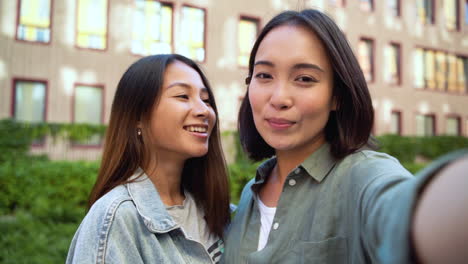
[167,82,208,93]
[254,60,325,73]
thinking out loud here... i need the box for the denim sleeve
[349,149,468,264]
[66,197,144,264]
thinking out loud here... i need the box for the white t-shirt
[257,197,277,251]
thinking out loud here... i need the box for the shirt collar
[254,143,337,184]
[126,168,178,233]
[301,143,337,183]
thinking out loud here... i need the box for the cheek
[248,86,264,113]
[209,109,217,127]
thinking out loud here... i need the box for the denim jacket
[66,171,221,264]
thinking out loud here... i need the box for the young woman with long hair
[67,54,230,264]
[222,9,468,263]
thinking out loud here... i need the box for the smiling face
[248,24,335,158]
[146,60,216,160]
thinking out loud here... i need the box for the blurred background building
[0,0,467,160]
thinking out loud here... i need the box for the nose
[192,98,210,117]
[269,82,292,110]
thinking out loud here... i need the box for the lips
[266,118,296,129]
[183,125,208,133]
[183,124,210,139]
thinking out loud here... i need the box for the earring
[137,128,142,136]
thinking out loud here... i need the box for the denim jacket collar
[126,169,178,233]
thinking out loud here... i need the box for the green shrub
[0,160,98,263]
[377,135,468,163]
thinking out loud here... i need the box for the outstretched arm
[412,155,468,264]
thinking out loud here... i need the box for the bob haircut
[238,9,375,161]
[89,54,230,238]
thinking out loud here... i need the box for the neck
[275,136,325,181]
[145,153,186,206]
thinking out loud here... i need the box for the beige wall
[1,0,467,160]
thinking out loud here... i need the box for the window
[385,43,401,85]
[416,114,435,136]
[465,0,468,25]
[329,0,345,7]
[415,48,467,93]
[417,0,435,24]
[73,85,103,124]
[435,51,447,91]
[446,116,461,135]
[180,6,206,62]
[466,118,468,136]
[390,111,402,135]
[13,80,47,122]
[360,0,373,11]
[76,0,108,50]
[238,17,259,67]
[132,0,173,56]
[388,0,400,16]
[358,38,374,82]
[16,0,51,43]
[456,56,468,93]
[73,85,103,145]
[444,0,459,30]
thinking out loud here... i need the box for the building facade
[0,0,467,160]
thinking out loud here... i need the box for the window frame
[417,0,436,25]
[359,0,374,12]
[358,37,375,83]
[444,0,461,31]
[414,46,468,95]
[415,113,437,136]
[329,0,346,7]
[237,14,260,68]
[387,42,402,86]
[71,83,105,147]
[445,114,462,136]
[388,0,401,17]
[130,0,175,57]
[74,0,110,51]
[15,0,54,44]
[11,77,49,147]
[390,110,403,135]
[180,4,207,63]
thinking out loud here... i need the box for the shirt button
[294,168,301,174]
[288,179,296,186]
[273,222,279,230]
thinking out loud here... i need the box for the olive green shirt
[222,144,468,264]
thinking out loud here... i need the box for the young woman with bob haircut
[222,9,468,263]
[67,54,230,264]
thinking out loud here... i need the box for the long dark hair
[239,9,375,161]
[88,54,230,238]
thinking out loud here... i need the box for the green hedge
[0,159,98,263]
[377,134,468,163]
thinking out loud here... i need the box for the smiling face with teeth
[145,60,216,160]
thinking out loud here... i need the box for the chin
[188,148,209,158]
[264,138,295,151]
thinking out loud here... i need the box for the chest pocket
[289,236,347,264]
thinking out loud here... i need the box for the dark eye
[295,75,318,83]
[176,95,189,99]
[254,73,273,79]
[202,98,211,105]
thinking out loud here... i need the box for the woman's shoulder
[336,149,412,186]
[67,185,139,263]
[342,150,405,172]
